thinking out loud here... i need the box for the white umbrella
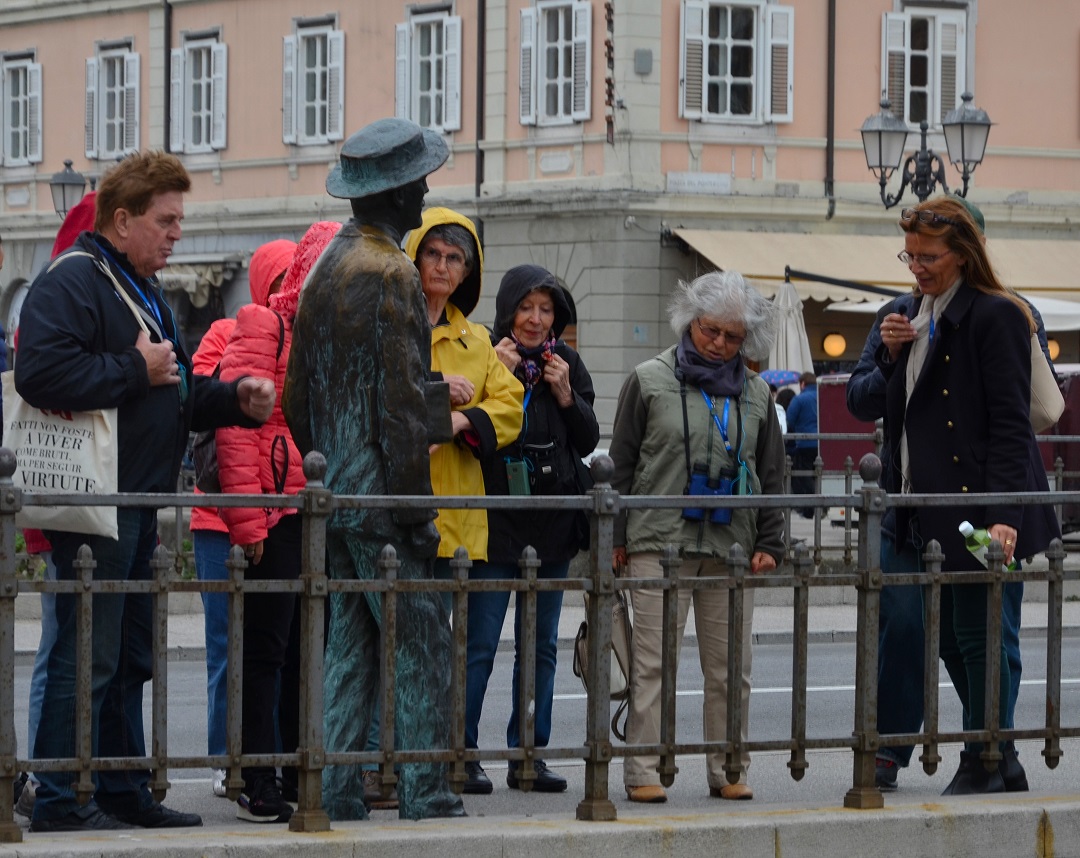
[767,279,814,375]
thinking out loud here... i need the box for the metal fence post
[919,539,944,777]
[1042,537,1066,771]
[787,543,813,781]
[448,545,470,794]
[723,542,749,787]
[376,543,399,807]
[223,544,246,800]
[845,454,884,809]
[290,452,332,832]
[657,544,680,787]
[0,450,22,843]
[73,544,96,806]
[981,538,1007,771]
[515,546,540,790]
[576,455,616,822]
[148,544,173,802]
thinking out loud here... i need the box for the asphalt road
[12,639,1080,825]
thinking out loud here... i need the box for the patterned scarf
[513,332,557,390]
[675,330,745,397]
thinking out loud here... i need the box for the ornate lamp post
[48,160,87,219]
[860,92,993,209]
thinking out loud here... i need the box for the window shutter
[570,0,592,121]
[210,42,228,150]
[765,6,794,123]
[519,7,536,126]
[282,35,297,144]
[936,13,965,123]
[170,48,185,153]
[326,30,345,142]
[26,62,43,163]
[443,15,462,131]
[881,13,907,121]
[85,57,98,159]
[680,0,706,120]
[395,23,410,120]
[123,52,140,152]
[0,69,6,165]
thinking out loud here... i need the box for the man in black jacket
[14,151,274,833]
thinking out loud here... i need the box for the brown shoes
[625,784,667,803]
[710,783,754,800]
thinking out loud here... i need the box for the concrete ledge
[6,796,1080,857]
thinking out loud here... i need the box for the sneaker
[212,769,227,798]
[108,801,202,828]
[15,777,36,819]
[30,806,135,832]
[875,756,899,791]
[237,777,293,824]
[362,770,399,810]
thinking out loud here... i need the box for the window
[282,21,344,146]
[881,8,967,127]
[395,10,461,133]
[519,0,591,127]
[170,33,228,154]
[1,53,42,166]
[679,1,793,124]
[85,43,140,160]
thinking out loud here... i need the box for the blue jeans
[27,551,56,773]
[33,509,160,822]
[464,560,568,751]
[193,529,231,759]
[877,533,1023,766]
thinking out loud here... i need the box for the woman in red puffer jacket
[215,221,341,824]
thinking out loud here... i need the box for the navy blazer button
[944,355,950,362]
[961,486,969,492]
[942,389,949,396]
[953,456,960,463]
[947,421,954,429]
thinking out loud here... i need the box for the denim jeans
[33,509,160,822]
[877,533,1023,766]
[193,529,231,759]
[27,551,56,776]
[464,560,568,751]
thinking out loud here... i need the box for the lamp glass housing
[49,161,87,219]
[822,333,846,358]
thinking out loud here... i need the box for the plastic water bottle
[958,521,1018,571]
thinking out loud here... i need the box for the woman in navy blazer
[873,197,1060,795]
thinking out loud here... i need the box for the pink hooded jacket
[189,238,297,534]
[214,222,341,546]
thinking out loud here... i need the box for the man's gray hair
[668,270,778,362]
[420,223,475,273]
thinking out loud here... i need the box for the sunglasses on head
[900,208,961,228]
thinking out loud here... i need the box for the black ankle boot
[999,743,1029,792]
[941,750,1006,796]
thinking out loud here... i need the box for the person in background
[785,372,818,517]
[397,206,522,799]
[15,151,274,832]
[464,265,598,795]
[216,222,341,824]
[847,198,1056,793]
[870,197,1058,794]
[769,384,787,434]
[610,271,785,804]
[190,237,296,799]
[13,192,98,820]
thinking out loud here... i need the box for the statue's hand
[408,521,441,557]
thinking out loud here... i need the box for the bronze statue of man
[283,118,463,821]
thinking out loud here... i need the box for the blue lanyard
[98,246,165,332]
[523,388,532,411]
[928,316,936,342]
[701,389,733,456]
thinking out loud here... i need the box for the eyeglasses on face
[420,246,466,270]
[695,319,745,346]
[897,249,953,268]
[900,208,960,228]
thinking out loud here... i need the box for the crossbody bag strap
[48,250,152,337]
[680,380,693,484]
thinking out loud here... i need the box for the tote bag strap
[48,250,152,337]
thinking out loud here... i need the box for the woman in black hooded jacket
[462,265,599,796]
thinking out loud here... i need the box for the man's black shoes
[506,760,567,793]
[29,807,135,833]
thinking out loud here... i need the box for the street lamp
[49,160,87,219]
[860,92,993,209]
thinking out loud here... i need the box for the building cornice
[0,0,157,26]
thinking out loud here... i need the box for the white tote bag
[1,251,152,540]
[2,372,119,540]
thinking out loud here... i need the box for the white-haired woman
[610,271,786,803]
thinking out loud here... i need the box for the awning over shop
[158,252,244,308]
[827,293,1080,332]
[672,228,1080,304]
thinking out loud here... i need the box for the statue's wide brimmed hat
[326,118,449,199]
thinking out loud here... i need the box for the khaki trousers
[622,551,754,789]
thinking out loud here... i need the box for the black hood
[493,265,573,341]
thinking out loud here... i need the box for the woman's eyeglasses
[897,250,953,268]
[695,319,745,346]
[420,247,466,270]
[900,208,960,228]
